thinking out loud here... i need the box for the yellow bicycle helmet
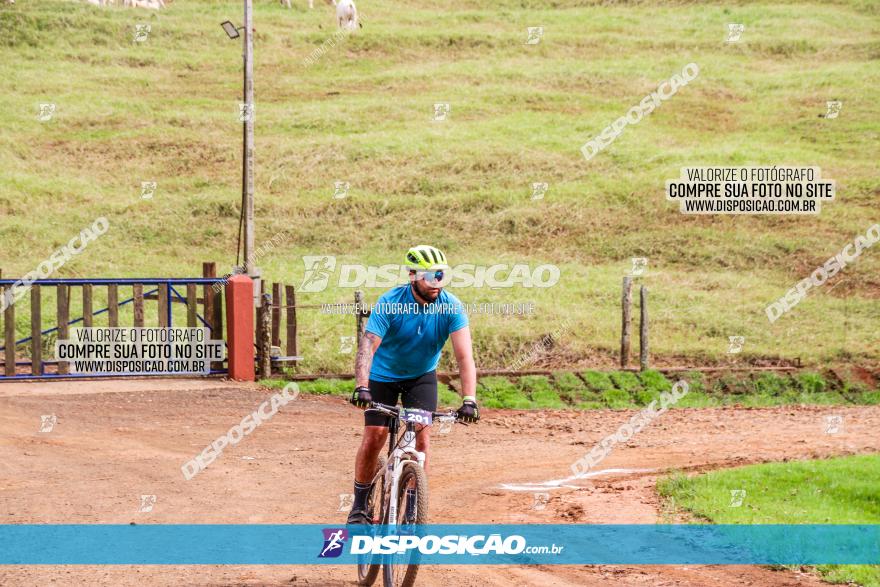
[405,245,449,271]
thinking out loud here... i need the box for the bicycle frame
[358,402,461,587]
[366,402,456,527]
[383,415,424,526]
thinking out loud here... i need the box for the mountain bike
[357,401,464,587]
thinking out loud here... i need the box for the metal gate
[0,276,226,380]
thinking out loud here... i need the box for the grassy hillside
[1,0,879,373]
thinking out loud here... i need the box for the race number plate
[401,408,432,426]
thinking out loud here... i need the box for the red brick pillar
[225,275,255,381]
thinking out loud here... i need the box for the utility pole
[242,0,259,302]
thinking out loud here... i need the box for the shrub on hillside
[601,388,634,409]
[518,375,553,395]
[581,370,615,393]
[479,376,532,410]
[552,371,589,405]
[680,370,706,395]
[752,372,791,397]
[517,376,565,409]
[842,380,869,400]
[635,369,672,405]
[610,371,643,394]
[795,372,827,395]
[633,388,661,406]
[530,389,566,409]
[639,369,672,393]
[299,378,350,395]
[860,390,880,405]
[714,373,751,396]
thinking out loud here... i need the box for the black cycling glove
[350,386,372,409]
[456,396,479,423]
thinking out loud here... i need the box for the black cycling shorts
[364,370,438,427]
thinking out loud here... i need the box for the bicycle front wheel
[357,455,387,586]
[383,460,428,587]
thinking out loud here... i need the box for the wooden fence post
[107,284,119,327]
[205,264,224,371]
[620,276,632,368]
[639,285,649,371]
[82,284,93,328]
[133,284,144,327]
[157,284,169,327]
[271,282,281,350]
[285,285,297,359]
[355,290,366,342]
[31,286,41,376]
[212,283,223,343]
[203,263,216,337]
[4,275,15,376]
[258,292,272,378]
[0,268,6,376]
[57,285,69,375]
[255,279,264,360]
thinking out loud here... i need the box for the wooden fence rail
[0,269,226,378]
[254,283,375,377]
[3,268,807,380]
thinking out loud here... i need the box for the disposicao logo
[318,528,348,558]
[351,534,529,555]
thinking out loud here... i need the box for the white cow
[129,0,166,8]
[332,0,357,31]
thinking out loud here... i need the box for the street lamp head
[221,20,241,39]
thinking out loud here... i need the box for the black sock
[352,481,372,512]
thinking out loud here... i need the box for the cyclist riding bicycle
[347,245,479,525]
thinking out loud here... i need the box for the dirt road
[1,378,877,586]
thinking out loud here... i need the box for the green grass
[478,376,533,409]
[552,371,590,404]
[261,377,349,396]
[582,370,616,394]
[438,382,460,407]
[261,376,461,407]
[517,375,567,409]
[261,369,879,410]
[601,388,634,409]
[6,1,877,372]
[610,371,643,394]
[658,454,880,587]
[590,369,880,411]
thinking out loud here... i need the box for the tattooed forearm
[355,332,380,387]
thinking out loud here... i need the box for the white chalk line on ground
[500,468,656,492]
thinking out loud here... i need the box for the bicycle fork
[385,425,425,526]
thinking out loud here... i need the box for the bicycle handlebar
[367,401,460,423]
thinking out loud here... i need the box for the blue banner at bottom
[0,524,877,565]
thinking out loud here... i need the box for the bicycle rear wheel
[357,455,386,586]
[383,460,428,587]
